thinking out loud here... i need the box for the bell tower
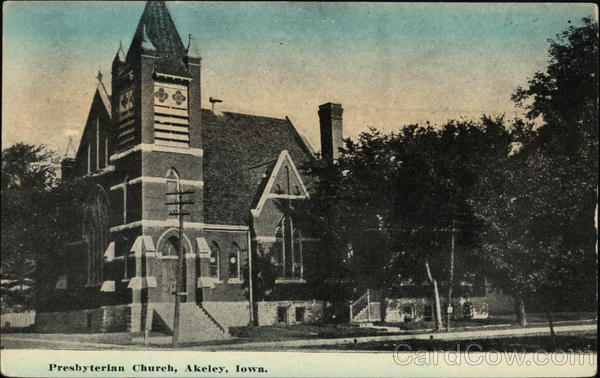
[110,0,203,224]
[108,0,204,331]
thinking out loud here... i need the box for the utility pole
[247,231,255,325]
[166,188,195,347]
[446,224,456,332]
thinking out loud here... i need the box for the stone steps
[148,303,230,342]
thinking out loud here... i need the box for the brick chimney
[318,102,344,163]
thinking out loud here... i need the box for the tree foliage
[1,143,96,312]
[304,18,598,327]
[1,144,58,311]
[474,17,598,318]
[303,118,511,302]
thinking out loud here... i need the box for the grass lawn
[377,312,597,330]
[2,312,595,349]
[228,312,597,343]
[229,324,389,341]
[1,331,134,344]
[300,331,598,352]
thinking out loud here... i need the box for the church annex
[35,1,342,341]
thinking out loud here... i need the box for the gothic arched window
[229,243,241,280]
[274,225,284,277]
[274,217,303,280]
[293,228,302,279]
[210,242,220,279]
[283,216,293,277]
[162,235,181,256]
[83,187,110,286]
[166,168,180,217]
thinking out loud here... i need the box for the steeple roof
[126,1,189,76]
[116,40,126,62]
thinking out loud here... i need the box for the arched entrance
[157,231,192,303]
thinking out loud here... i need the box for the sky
[2,1,597,155]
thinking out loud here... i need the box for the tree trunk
[425,257,443,331]
[380,284,387,323]
[515,297,528,327]
[19,257,25,292]
[546,310,556,345]
[446,228,455,332]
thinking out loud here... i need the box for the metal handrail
[350,289,370,320]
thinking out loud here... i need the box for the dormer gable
[251,150,309,218]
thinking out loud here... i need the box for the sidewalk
[194,323,597,350]
[2,322,596,350]
[0,334,138,350]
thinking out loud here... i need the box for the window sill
[227,278,242,284]
[275,278,305,284]
[201,277,223,283]
[89,165,115,177]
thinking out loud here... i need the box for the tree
[1,144,58,311]
[1,143,98,312]
[473,17,598,327]
[241,253,278,325]
[304,117,512,330]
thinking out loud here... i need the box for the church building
[35,1,342,342]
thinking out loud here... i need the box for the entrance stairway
[350,289,382,323]
[142,303,230,343]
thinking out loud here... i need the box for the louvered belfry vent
[153,81,190,149]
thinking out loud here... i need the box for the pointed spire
[126,0,186,61]
[186,33,201,58]
[64,137,77,159]
[116,40,126,62]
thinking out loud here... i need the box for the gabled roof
[126,1,189,77]
[97,81,111,114]
[73,85,112,166]
[251,150,310,217]
[202,109,315,225]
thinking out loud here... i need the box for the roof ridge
[284,115,316,159]
[202,108,288,122]
[97,81,111,113]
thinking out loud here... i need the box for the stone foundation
[34,305,131,333]
[384,294,513,323]
[257,300,324,326]
[33,300,328,332]
[101,305,131,332]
